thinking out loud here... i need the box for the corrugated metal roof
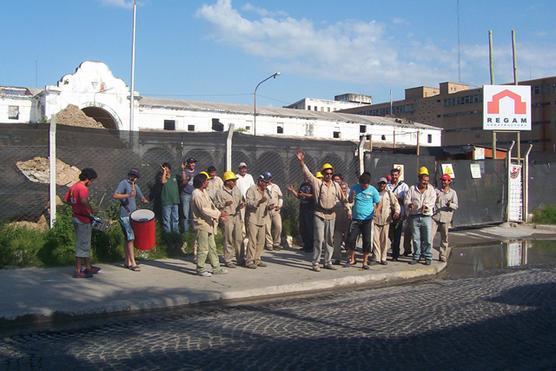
[139,97,441,130]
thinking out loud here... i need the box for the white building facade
[0,61,441,147]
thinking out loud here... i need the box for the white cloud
[196,0,556,90]
[241,3,288,18]
[100,0,134,9]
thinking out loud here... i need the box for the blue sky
[1,0,555,106]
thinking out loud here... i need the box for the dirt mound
[55,104,104,129]
[16,157,81,186]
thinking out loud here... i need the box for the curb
[0,262,446,326]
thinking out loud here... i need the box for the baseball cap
[185,158,197,164]
[441,174,452,181]
[128,168,140,178]
[238,162,248,168]
[378,177,387,183]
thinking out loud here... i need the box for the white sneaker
[198,271,212,277]
[213,268,228,275]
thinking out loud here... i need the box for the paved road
[1,267,555,370]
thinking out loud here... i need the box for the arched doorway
[82,106,118,129]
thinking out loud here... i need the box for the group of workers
[64,150,458,278]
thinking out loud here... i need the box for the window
[245,126,251,131]
[333,131,341,138]
[277,125,284,134]
[381,135,386,140]
[163,120,176,130]
[427,134,432,143]
[314,106,318,111]
[8,105,19,120]
[327,107,331,112]
[359,125,367,133]
[307,105,311,110]
[188,124,195,131]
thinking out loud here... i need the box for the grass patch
[532,205,556,225]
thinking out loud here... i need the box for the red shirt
[65,182,91,224]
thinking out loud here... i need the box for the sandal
[128,265,141,271]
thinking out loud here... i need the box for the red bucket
[130,209,156,250]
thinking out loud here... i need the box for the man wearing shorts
[64,168,99,278]
[345,172,381,270]
[113,168,149,271]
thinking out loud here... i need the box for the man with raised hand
[295,150,348,272]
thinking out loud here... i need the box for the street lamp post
[129,0,137,132]
[253,72,280,136]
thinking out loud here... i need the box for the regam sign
[483,85,531,131]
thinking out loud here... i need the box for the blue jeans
[162,204,179,233]
[409,215,433,261]
[181,193,192,232]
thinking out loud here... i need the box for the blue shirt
[115,179,144,218]
[350,184,380,221]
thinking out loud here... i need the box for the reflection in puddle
[443,240,556,279]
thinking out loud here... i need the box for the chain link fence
[365,153,507,228]
[2,124,552,228]
[0,125,358,224]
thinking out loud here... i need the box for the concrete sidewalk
[0,248,444,322]
[1,223,554,323]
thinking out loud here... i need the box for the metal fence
[1,123,553,227]
[365,153,507,228]
[0,124,359,223]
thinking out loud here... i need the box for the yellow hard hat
[199,171,211,179]
[315,171,323,179]
[418,166,429,176]
[321,163,333,171]
[223,171,238,182]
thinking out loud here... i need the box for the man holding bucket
[113,168,148,271]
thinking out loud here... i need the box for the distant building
[285,93,372,113]
[0,61,440,147]
[340,78,556,153]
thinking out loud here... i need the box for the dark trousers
[347,219,373,253]
[389,219,403,259]
[299,206,314,252]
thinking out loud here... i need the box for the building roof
[140,97,440,130]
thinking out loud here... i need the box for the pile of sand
[54,104,104,129]
[16,157,81,186]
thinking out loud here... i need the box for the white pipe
[506,141,515,223]
[226,124,235,171]
[49,115,57,228]
[523,144,533,222]
[129,0,137,131]
[358,135,366,176]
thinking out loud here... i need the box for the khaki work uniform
[373,190,400,262]
[207,176,224,201]
[302,163,348,267]
[432,187,459,260]
[215,185,245,265]
[265,183,283,249]
[191,188,221,273]
[245,184,270,266]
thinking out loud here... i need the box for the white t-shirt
[236,173,255,197]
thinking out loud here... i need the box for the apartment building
[340,77,556,152]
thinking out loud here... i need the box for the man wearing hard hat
[215,171,245,268]
[244,172,273,269]
[432,174,459,262]
[295,150,349,272]
[404,166,437,265]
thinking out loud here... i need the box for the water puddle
[443,240,556,279]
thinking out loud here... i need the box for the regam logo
[483,85,531,131]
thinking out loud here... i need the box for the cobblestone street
[1,266,555,370]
